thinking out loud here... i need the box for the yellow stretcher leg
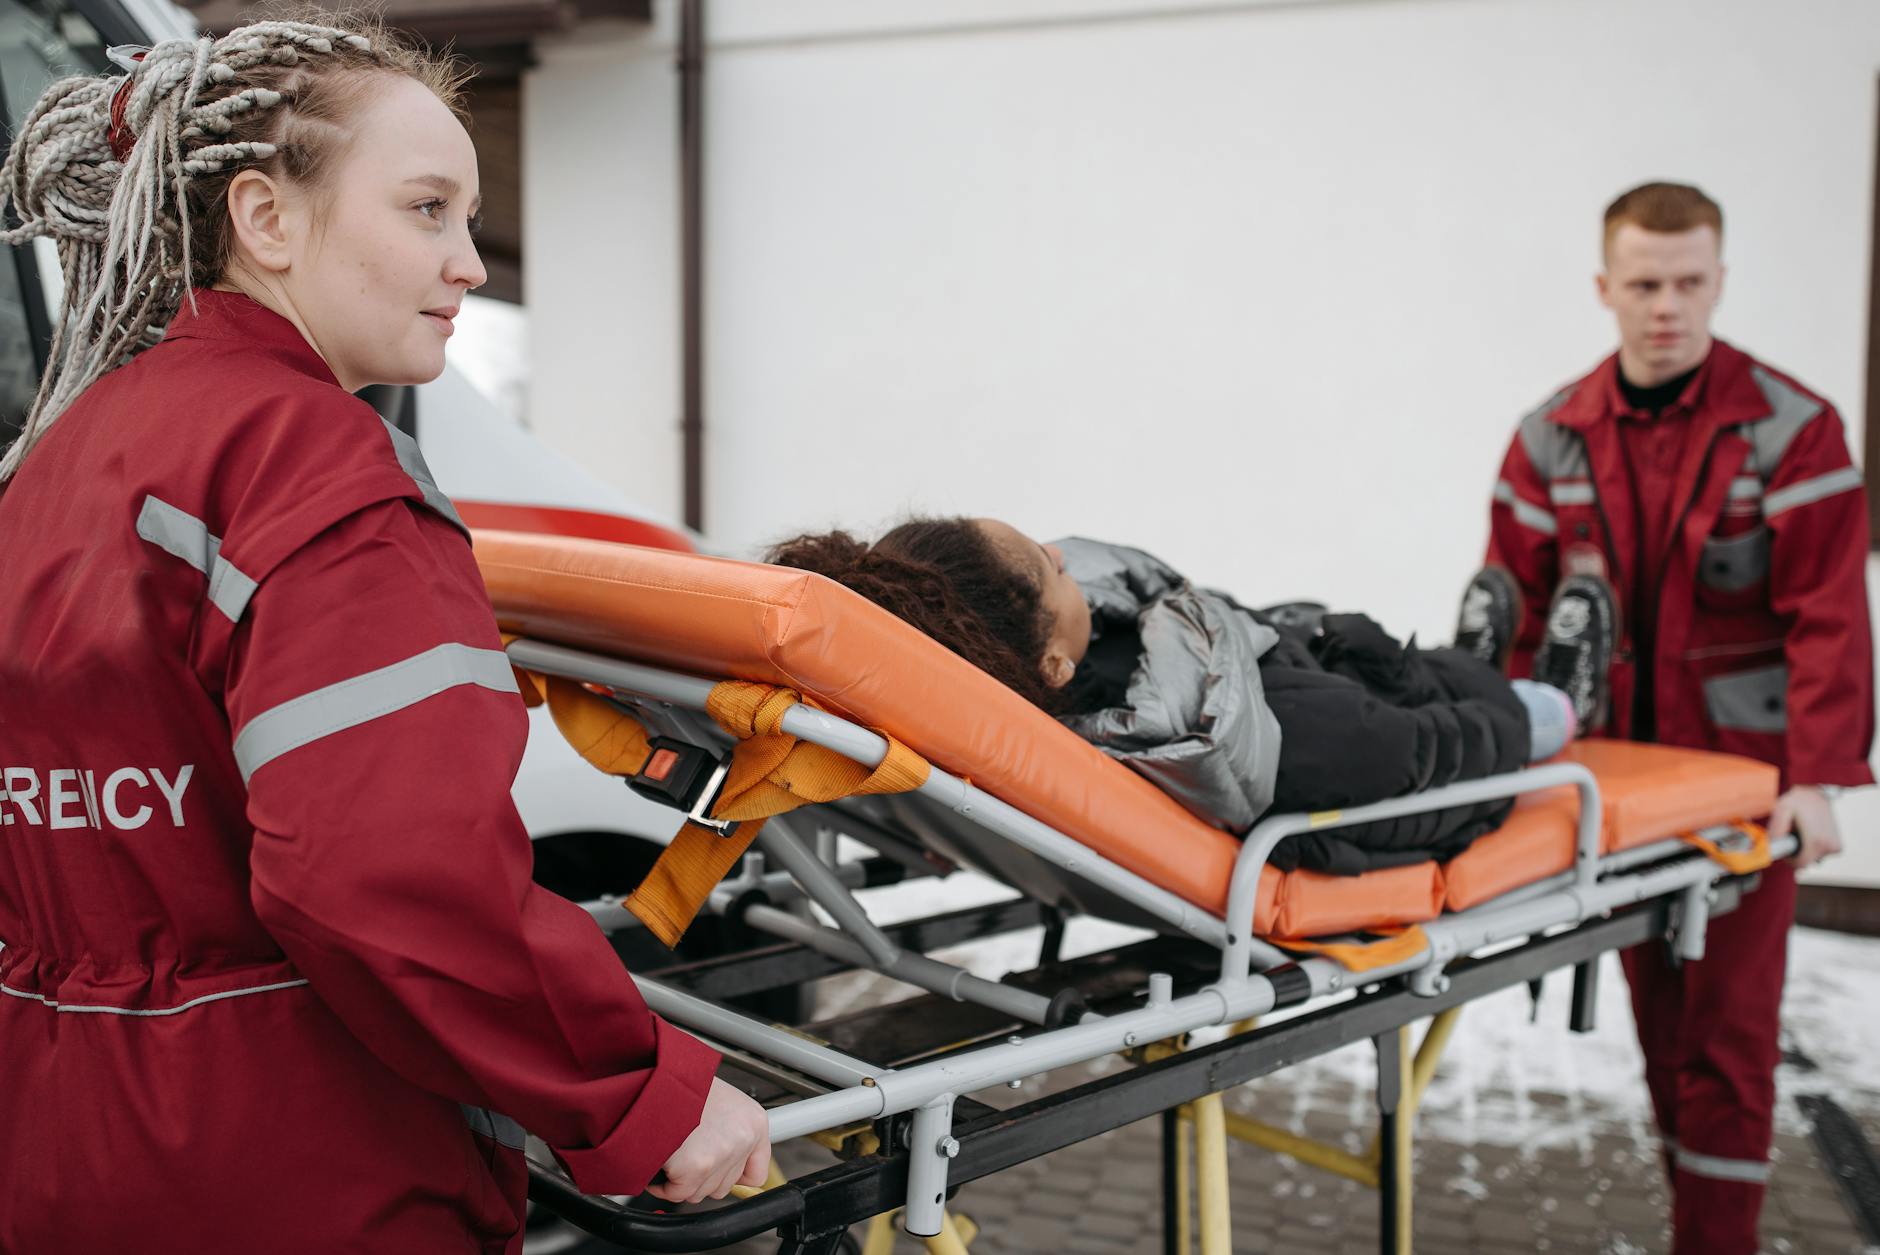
[1220,1109,1379,1186]
[1191,1093,1233,1255]
[862,1211,896,1255]
[1409,1006,1463,1114]
[863,1208,977,1254]
[1388,1024,1414,1255]
[1174,1108,1193,1255]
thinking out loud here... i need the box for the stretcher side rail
[510,638,1602,971]
[1218,762,1603,986]
[525,866,1784,1254]
[502,638,1785,1236]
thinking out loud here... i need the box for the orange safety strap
[513,661,931,947]
[1265,924,1430,974]
[1678,821,1773,875]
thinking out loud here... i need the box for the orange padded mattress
[474,532,1778,939]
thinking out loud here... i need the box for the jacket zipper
[1654,430,1723,614]
[1631,428,1724,734]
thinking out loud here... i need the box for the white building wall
[521,0,1880,878]
[524,14,686,521]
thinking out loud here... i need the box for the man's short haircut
[1603,182,1723,258]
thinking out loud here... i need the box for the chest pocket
[1698,525,1770,593]
[1696,461,1770,603]
[1543,481,1611,579]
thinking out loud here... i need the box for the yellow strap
[626,681,929,946]
[1678,821,1772,875]
[544,676,654,775]
[1266,924,1429,974]
[515,667,931,947]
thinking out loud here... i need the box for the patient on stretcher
[769,519,1598,876]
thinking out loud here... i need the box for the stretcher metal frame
[509,638,1788,1254]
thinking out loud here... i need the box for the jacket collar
[162,288,342,389]
[1549,338,1770,435]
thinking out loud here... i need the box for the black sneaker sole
[1454,566,1523,674]
[1533,575,1619,731]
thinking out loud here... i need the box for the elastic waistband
[0,946,304,1017]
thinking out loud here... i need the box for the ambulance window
[0,0,111,439]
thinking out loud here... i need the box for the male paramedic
[1475,180,1874,1253]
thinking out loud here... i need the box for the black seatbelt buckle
[629,738,719,810]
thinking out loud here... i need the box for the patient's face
[975,519,1092,687]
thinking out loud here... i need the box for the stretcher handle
[527,1159,800,1252]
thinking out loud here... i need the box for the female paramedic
[0,17,765,1254]
[770,520,1597,876]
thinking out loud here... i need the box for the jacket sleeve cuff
[552,1017,722,1196]
[1787,760,1876,790]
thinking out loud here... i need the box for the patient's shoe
[1532,574,1618,731]
[1453,566,1521,672]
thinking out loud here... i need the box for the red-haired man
[1465,181,1873,1253]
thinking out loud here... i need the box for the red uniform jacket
[1487,339,1875,789]
[0,290,719,1254]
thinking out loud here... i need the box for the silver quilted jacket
[1056,538,1282,833]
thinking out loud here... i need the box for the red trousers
[1621,859,1796,1255]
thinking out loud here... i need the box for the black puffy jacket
[1258,615,1530,873]
[1059,540,1530,876]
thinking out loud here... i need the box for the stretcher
[475,530,1787,1255]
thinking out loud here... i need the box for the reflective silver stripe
[135,496,259,622]
[1763,465,1862,519]
[1728,476,1763,501]
[1495,479,1557,535]
[380,418,469,539]
[461,1104,528,1150]
[0,976,308,1016]
[232,643,519,783]
[208,555,259,622]
[1675,1146,1771,1184]
[1515,388,1581,476]
[1745,366,1823,474]
[1548,480,1596,506]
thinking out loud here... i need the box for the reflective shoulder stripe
[1515,388,1586,479]
[1744,366,1825,475]
[461,1104,527,1150]
[379,417,469,539]
[135,495,259,622]
[0,976,308,1016]
[1674,1146,1771,1184]
[1548,480,1596,506]
[1495,479,1558,536]
[233,642,519,783]
[1764,465,1863,519]
[1728,475,1763,501]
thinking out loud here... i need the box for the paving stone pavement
[675,935,1880,1255]
[699,1075,1874,1254]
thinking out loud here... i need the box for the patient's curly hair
[767,517,1061,711]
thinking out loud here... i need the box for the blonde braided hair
[0,11,468,481]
